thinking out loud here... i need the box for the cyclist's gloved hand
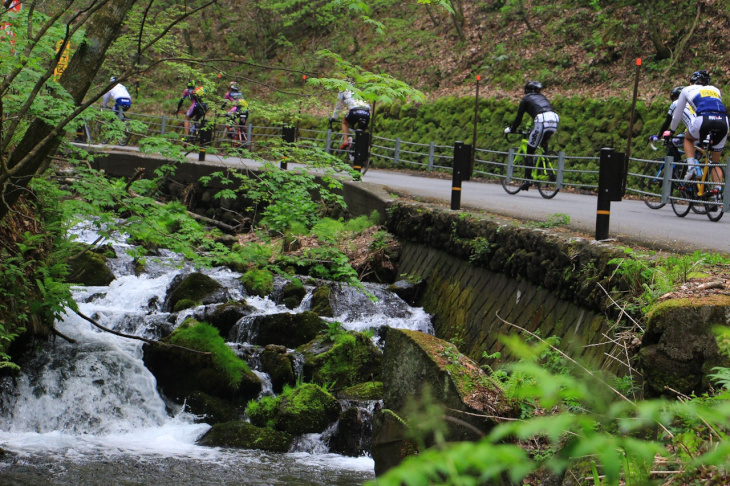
[503,127,511,134]
[649,135,659,142]
[662,130,673,141]
[329,117,337,123]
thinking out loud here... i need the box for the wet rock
[260,345,295,393]
[187,391,243,424]
[206,301,252,339]
[163,272,223,312]
[371,328,514,476]
[244,311,326,348]
[65,249,115,286]
[639,296,730,397]
[310,285,333,317]
[197,421,292,452]
[328,406,373,457]
[280,279,306,309]
[387,279,426,306]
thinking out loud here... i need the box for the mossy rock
[186,391,243,424]
[197,421,292,452]
[338,381,384,400]
[164,272,223,312]
[241,269,274,297]
[65,249,115,286]
[142,319,261,405]
[310,285,333,317]
[207,301,253,338]
[260,344,295,393]
[275,383,340,435]
[303,332,382,390]
[281,278,306,309]
[328,406,373,457]
[245,311,326,348]
[173,298,199,312]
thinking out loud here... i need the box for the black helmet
[670,86,684,101]
[524,81,542,94]
[690,70,710,85]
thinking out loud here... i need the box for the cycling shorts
[188,101,208,121]
[688,114,728,151]
[227,109,249,126]
[114,97,131,114]
[528,111,559,149]
[345,107,370,130]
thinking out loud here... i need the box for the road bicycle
[223,110,249,149]
[670,136,724,222]
[640,135,685,210]
[328,118,371,174]
[500,130,559,199]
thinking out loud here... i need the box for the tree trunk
[0,0,138,222]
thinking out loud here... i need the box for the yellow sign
[53,40,71,81]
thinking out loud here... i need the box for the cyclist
[221,82,245,108]
[226,98,249,139]
[176,81,197,135]
[187,86,209,135]
[504,81,559,192]
[329,89,370,149]
[666,70,728,192]
[102,76,132,119]
[649,86,694,162]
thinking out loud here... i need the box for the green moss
[339,381,384,400]
[167,273,221,311]
[246,394,280,429]
[309,331,382,389]
[173,298,199,312]
[169,321,250,388]
[197,421,292,452]
[241,268,274,297]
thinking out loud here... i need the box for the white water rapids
[0,236,432,484]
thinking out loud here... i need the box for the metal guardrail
[78,112,728,210]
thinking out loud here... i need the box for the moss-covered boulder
[197,421,292,452]
[207,301,253,339]
[338,381,384,400]
[310,285,333,317]
[371,328,514,476]
[260,344,295,393]
[244,311,326,348]
[142,319,261,405]
[639,296,730,397]
[303,331,382,390]
[280,278,306,309]
[164,272,224,312]
[65,249,115,286]
[240,269,273,297]
[246,383,340,436]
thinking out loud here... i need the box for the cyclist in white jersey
[102,76,132,118]
[667,70,728,187]
[330,90,370,149]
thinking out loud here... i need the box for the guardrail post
[451,141,472,210]
[325,128,332,153]
[160,115,167,135]
[199,120,212,162]
[247,123,253,150]
[428,141,435,171]
[281,125,296,170]
[661,156,673,204]
[556,151,566,188]
[724,157,730,213]
[505,149,515,181]
[394,137,401,165]
[596,148,626,241]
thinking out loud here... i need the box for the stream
[0,231,433,485]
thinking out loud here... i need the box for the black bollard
[451,141,473,210]
[596,148,626,240]
[353,129,370,173]
[198,120,212,162]
[281,125,296,169]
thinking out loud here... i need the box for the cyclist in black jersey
[504,81,560,192]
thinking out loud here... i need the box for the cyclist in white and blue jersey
[102,76,132,118]
[649,86,694,160]
[667,70,728,187]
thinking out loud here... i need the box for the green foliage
[241,269,274,297]
[169,321,250,388]
[527,213,571,228]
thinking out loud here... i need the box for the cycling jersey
[332,96,369,120]
[102,84,132,116]
[176,88,195,113]
[658,100,695,134]
[508,92,555,132]
[671,84,728,150]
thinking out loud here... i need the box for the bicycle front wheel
[637,159,666,210]
[670,180,692,218]
[500,150,526,195]
[536,151,559,199]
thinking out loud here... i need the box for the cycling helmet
[337,90,353,101]
[110,76,117,83]
[187,81,195,89]
[690,70,710,85]
[229,82,240,92]
[524,80,542,94]
[670,86,684,101]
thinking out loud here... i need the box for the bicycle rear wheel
[500,150,526,195]
[670,180,692,217]
[705,170,724,222]
[637,159,666,209]
[536,151,559,199]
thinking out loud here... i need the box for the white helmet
[110,76,117,83]
[337,90,353,101]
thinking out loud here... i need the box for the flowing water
[0,235,432,485]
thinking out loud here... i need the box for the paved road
[186,149,729,256]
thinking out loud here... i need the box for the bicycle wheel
[670,180,692,217]
[536,151,559,199]
[704,169,724,222]
[500,150,526,195]
[360,157,370,175]
[637,159,666,209]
